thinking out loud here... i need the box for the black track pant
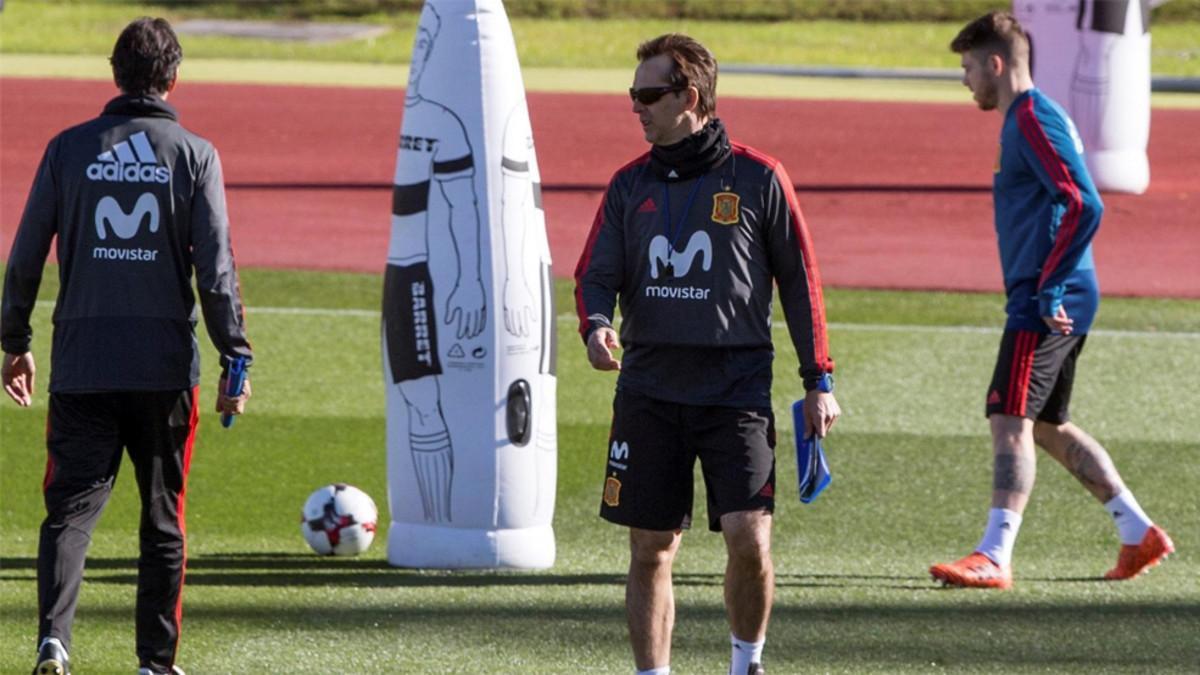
[38,388,198,671]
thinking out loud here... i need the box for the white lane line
[32,301,1199,339]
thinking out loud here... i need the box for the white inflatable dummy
[1014,0,1152,193]
[383,0,556,568]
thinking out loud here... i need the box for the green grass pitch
[1,268,1197,673]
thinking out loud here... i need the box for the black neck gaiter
[649,118,732,182]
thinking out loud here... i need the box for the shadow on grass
[6,598,1198,670]
[1020,575,1110,582]
[3,553,1197,669]
[0,554,1099,592]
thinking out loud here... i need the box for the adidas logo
[86,131,170,184]
[637,198,656,213]
[987,390,1001,405]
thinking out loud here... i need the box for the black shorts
[600,390,776,532]
[986,329,1087,423]
[383,262,442,383]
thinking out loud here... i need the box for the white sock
[730,635,765,674]
[636,668,670,675]
[38,636,65,653]
[1105,490,1152,545]
[976,508,1023,567]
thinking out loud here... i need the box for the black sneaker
[33,639,70,675]
[747,664,765,675]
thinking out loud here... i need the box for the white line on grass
[249,306,378,317]
[250,308,1200,340]
[829,322,1200,340]
[246,307,1200,338]
[31,301,1200,339]
[558,316,1200,340]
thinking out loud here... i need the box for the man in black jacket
[575,34,839,675]
[1,17,253,675]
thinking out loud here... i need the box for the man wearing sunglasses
[575,33,839,675]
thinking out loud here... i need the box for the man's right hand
[216,376,252,416]
[1043,304,1075,335]
[2,352,36,407]
[586,327,622,371]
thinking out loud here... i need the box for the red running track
[2,77,1197,297]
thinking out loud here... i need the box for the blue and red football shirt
[994,88,1103,333]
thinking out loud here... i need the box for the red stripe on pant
[171,385,200,662]
[42,415,55,491]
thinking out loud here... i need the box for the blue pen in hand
[221,356,248,429]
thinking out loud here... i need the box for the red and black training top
[575,119,832,405]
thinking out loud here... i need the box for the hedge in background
[134,0,1200,22]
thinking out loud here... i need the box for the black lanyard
[662,176,706,249]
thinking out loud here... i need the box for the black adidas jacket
[575,134,833,402]
[1,94,252,392]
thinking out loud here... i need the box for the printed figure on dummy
[383,2,486,524]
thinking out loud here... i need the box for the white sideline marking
[829,322,1200,340]
[33,300,378,319]
[32,301,1199,339]
[250,306,377,318]
[552,314,1200,340]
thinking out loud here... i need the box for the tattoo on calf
[993,453,1033,494]
[1065,440,1118,501]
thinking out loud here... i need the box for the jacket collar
[101,94,179,121]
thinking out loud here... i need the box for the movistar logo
[648,230,711,279]
[92,192,161,263]
[95,193,159,240]
[86,131,170,184]
[608,440,629,471]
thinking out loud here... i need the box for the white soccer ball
[300,484,378,556]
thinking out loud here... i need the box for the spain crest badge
[603,476,622,507]
[711,192,739,225]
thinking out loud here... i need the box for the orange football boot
[1105,525,1175,581]
[930,552,1013,589]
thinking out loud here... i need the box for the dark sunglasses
[628,85,687,105]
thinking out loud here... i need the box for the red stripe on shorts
[1007,331,1038,417]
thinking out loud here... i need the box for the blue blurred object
[792,399,831,503]
[221,356,248,429]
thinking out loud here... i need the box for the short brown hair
[110,17,182,96]
[950,11,1030,66]
[636,33,718,118]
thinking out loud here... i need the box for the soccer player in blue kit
[930,12,1173,589]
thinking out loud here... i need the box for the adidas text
[86,162,170,184]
